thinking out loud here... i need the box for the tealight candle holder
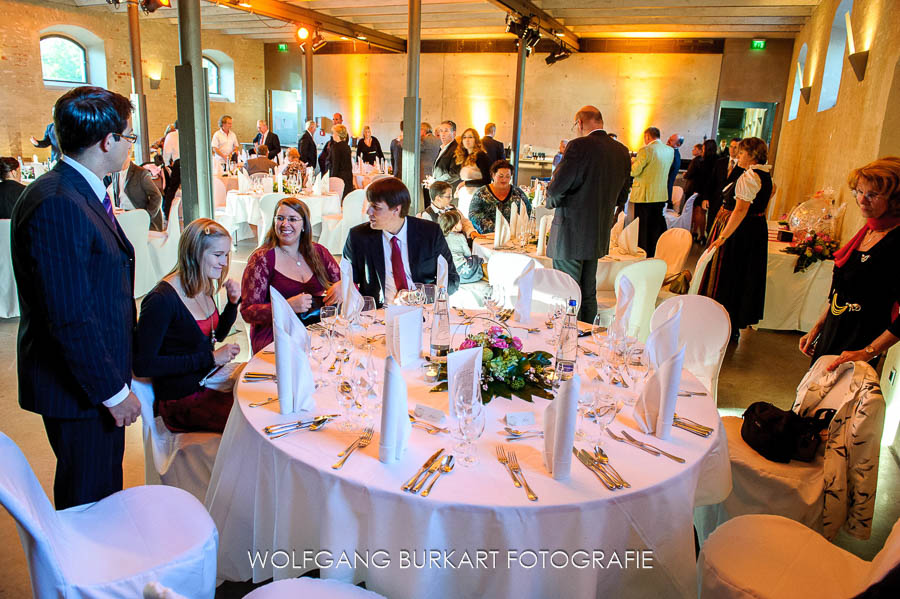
[422,362,440,383]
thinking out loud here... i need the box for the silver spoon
[593,444,630,488]
[268,416,331,439]
[421,455,455,497]
[504,426,543,436]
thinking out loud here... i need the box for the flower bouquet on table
[782,231,839,273]
[431,325,554,403]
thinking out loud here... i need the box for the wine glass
[455,400,485,467]
[548,296,566,344]
[412,283,426,307]
[394,289,412,306]
[310,330,332,389]
[358,296,376,350]
[591,391,621,446]
[591,312,612,354]
[575,388,595,441]
[334,376,356,432]
[321,305,338,337]
[626,345,651,398]
[482,284,503,320]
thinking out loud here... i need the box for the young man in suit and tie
[252,120,281,160]
[547,106,631,323]
[631,126,675,256]
[12,86,142,509]
[706,137,744,237]
[482,122,505,166]
[342,177,459,307]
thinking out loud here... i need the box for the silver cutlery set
[495,446,538,501]
[332,427,374,469]
[408,412,450,435]
[403,449,455,497]
[263,414,339,439]
[574,446,630,490]
[243,371,277,383]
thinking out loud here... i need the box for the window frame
[40,34,88,86]
[202,55,220,96]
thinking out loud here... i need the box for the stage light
[311,32,326,52]
[545,43,571,66]
[297,26,309,41]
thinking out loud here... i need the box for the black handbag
[741,402,836,463]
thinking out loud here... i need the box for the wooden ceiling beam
[484,0,580,51]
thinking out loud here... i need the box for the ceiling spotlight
[296,26,309,41]
[505,14,527,38]
[311,32,327,52]
[356,34,367,41]
[545,45,571,66]
[139,0,170,13]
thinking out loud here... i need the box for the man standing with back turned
[11,86,141,509]
[546,105,630,323]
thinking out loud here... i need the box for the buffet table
[206,314,730,598]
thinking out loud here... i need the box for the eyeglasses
[112,132,138,144]
[852,189,883,202]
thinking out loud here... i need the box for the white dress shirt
[163,129,179,165]
[61,155,130,408]
[381,218,414,304]
[211,129,239,168]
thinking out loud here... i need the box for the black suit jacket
[12,161,136,419]
[318,139,333,173]
[0,179,26,219]
[546,130,631,260]
[390,138,402,177]
[330,139,353,198]
[482,136,505,166]
[107,163,164,231]
[252,131,281,159]
[711,157,743,217]
[342,217,459,308]
[298,131,317,167]
[433,140,461,188]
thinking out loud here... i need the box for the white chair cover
[654,228,692,277]
[329,177,345,197]
[132,378,222,504]
[486,252,542,307]
[256,193,288,248]
[612,259,667,341]
[0,432,218,599]
[212,176,227,209]
[0,219,19,318]
[531,269,580,315]
[117,209,156,297]
[688,246,717,295]
[457,185,477,220]
[319,189,367,254]
[664,193,697,230]
[243,578,387,599]
[671,185,684,212]
[651,296,730,405]
[699,514,900,599]
[148,198,182,281]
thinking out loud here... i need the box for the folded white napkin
[617,216,640,255]
[609,211,626,253]
[543,374,580,479]
[610,275,635,342]
[448,346,483,415]
[378,356,412,463]
[533,185,543,206]
[270,287,315,414]
[385,305,423,367]
[517,201,528,238]
[513,261,536,324]
[306,166,314,185]
[509,205,519,240]
[645,299,682,369]
[494,208,511,248]
[537,214,553,256]
[238,171,250,193]
[437,255,449,291]
[275,170,283,193]
[339,259,364,320]
[634,346,685,439]
[321,170,331,194]
[32,154,39,165]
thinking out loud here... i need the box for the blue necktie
[101,192,115,224]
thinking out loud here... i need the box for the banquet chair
[486,252,542,307]
[0,219,19,318]
[651,296,729,404]
[117,209,156,297]
[655,228,692,277]
[456,185,477,220]
[688,246,717,295]
[212,176,227,209]
[694,357,885,544]
[329,177,345,198]
[0,432,219,599]
[132,378,222,504]
[319,188,367,254]
[243,577,387,599]
[256,193,288,248]
[664,193,697,230]
[596,259,667,341]
[698,514,900,599]
[671,185,684,212]
[148,198,182,281]
[531,269,581,315]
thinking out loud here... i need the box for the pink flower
[821,234,831,242]
[489,326,504,335]
[492,339,509,349]
[511,337,523,350]
[460,339,478,350]
[814,245,824,253]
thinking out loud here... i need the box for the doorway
[716,101,777,146]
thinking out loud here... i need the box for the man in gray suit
[107,160,164,231]
[546,106,630,322]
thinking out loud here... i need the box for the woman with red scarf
[800,157,900,370]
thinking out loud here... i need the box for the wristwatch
[864,345,877,356]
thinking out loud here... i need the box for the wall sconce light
[149,76,161,89]
[799,86,812,103]
[845,10,868,81]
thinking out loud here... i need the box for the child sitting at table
[437,209,484,284]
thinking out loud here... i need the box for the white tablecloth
[756,240,833,332]
[206,316,730,598]
[0,219,19,318]
[473,240,646,292]
[215,174,239,193]
[224,191,339,232]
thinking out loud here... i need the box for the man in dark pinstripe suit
[12,87,142,509]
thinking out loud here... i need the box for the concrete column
[176,0,213,222]
[305,40,314,122]
[511,40,527,185]
[126,0,150,165]
[402,0,422,213]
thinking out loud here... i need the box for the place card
[506,412,535,427]
[414,404,446,424]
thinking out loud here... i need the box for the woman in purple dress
[241,197,341,353]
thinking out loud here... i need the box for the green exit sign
[751,39,766,50]
[277,43,289,53]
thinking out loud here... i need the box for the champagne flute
[310,330,332,389]
[358,296,376,350]
[321,305,337,338]
[482,284,503,320]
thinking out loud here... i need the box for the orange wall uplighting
[345,54,366,137]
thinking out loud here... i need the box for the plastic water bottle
[554,299,578,382]
[429,287,451,363]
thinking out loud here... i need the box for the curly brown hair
[454,127,485,167]
[848,156,900,217]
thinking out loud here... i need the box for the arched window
[202,56,220,95]
[788,43,808,121]
[818,0,854,112]
[40,35,87,84]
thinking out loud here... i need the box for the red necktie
[390,236,408,292]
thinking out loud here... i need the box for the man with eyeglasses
[11,86,142,509]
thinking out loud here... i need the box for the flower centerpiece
[782,231,840,273]
[432,325,555,404]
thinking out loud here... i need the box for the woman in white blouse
[699,137,773,342]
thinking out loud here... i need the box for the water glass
[627,345,651,394]
[310,331,332,389]
[335,377,356,432]
[321,305,338,336]
[575,389,595,441]
[423,284,437,305]
[591,391,620,446]
[482,285,504,319]
[412,283,426,307]
[455,400,485,467]
[358,296,376,349]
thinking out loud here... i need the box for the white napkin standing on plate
[534,185,543,206]
[385,305,423,367]
[378,356,412,463]
[517,201,528,238]
[437,255,449,291]
[339,259,364,320]
[537,214,553,256]
[633,346,685,439]
[610,275,635,341]
[618,216,640,255]
[513,261,536,324]
[275,170,283,192]
[645,299,682,369]
[494,208,511,248]
[270,287,315,414]
[509,205,519,240]
[543,374,579,479]
[448,346,483,415]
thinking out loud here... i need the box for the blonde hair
[332,124,349,141]
[173,218,232,297]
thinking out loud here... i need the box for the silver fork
[507,451,538,501]
[331,427,373,469]
[495,445,521,488]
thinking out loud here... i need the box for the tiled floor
[0,238,897,597]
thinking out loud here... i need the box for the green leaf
[430,382,448,392]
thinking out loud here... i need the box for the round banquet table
[205,314,731,598]
[224,190,340,232]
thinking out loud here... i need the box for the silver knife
[673,421,711,437]
[610,430,661,456]
[402,448,444,492]
[573,448,615,490]
[620,430,685,463]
